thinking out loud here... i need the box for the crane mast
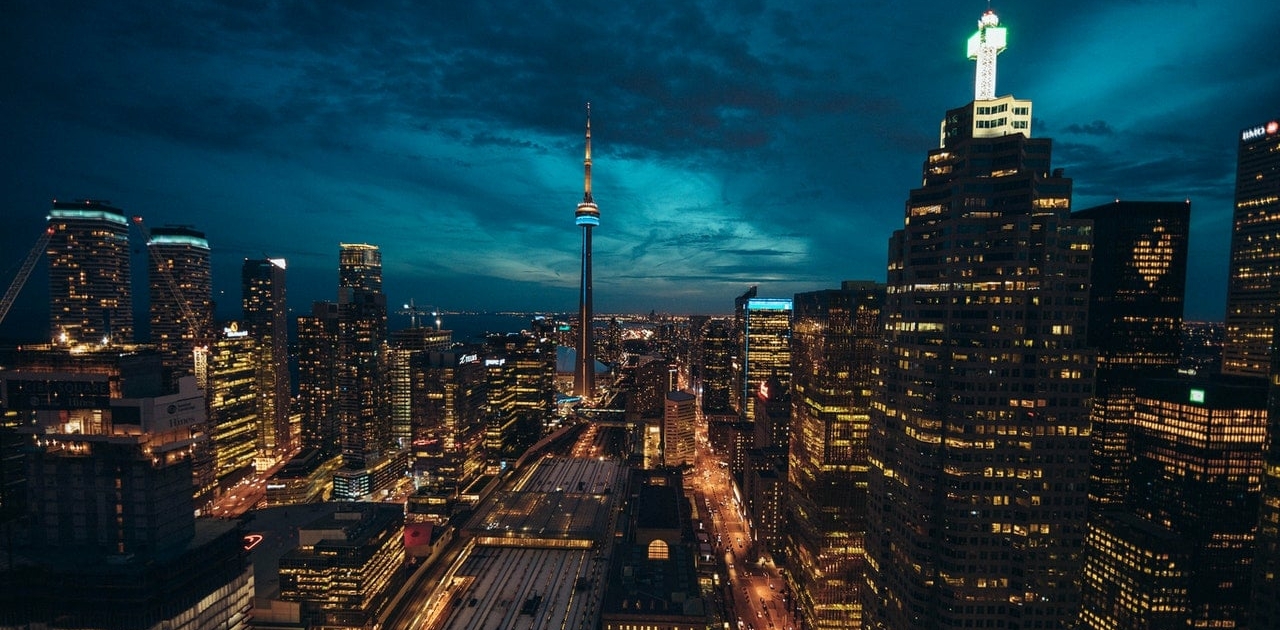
[131,217,211,388]
[0,227,55,328]
[398,299,441,329]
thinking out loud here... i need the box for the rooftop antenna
[967,6,1007,100]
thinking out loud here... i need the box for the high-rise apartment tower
[47,200,133,345]
[147,225,213,386]
[297,301,341,453]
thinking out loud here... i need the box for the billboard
[3,376,111,410]
[144,394,205,432]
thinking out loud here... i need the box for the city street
[688,417,796,630]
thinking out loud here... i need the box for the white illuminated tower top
[967,8,1007,101]
[575,103,599,227]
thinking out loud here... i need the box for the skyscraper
[1253,329,1280,626]
[208,322,259,488]
[663,390,696,467]
[334,243,389,495]
[740,296,792,421]
[410,350,487,492]
[698,319,732,416]
[297,301,341,454]
[1072,201,1189,506]
[863,10,1093,629]
[147,225,213,386]
[747,375,789,553]
[1078,378,1266,629]
[788,281,884,629]
[484,324,557,458]
[574,104,599,401]
[1079,512,1190,629]
[730,285,757,416]
[0,345,251,628]
[1223,118,1280,378]
[388,326,453,450]
[242,257,291,460]
[47,199,133,345]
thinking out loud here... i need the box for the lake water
[425,312,568,345]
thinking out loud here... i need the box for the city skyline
[3,1,1278,335]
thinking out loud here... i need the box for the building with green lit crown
[862,9,1094,629]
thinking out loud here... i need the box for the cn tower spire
[574,103,598,401]
[583,103,593,204]
[967,7,1008,101]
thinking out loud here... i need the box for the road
[687,414,797,630]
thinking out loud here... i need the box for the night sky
[2,1,1278,340]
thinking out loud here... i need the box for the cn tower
[574,103,598,400]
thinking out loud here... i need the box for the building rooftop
[467,456,624,547]
[244,503,342,600]
[635,483,681,531]
[665,390,696,403]
[433,456,627,629]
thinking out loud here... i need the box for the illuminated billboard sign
[111,391,206,431]
[3,377,111,410]
[146,395,205,431]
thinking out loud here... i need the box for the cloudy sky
[2,0,1277,339]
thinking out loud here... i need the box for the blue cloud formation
[2,0,1277,341]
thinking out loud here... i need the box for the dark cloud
[1,0,1275,331]
[1064,121,1115,136]
[719,248,800,258]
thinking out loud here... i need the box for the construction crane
[131,216,212,388]
[0,227,55,328]
[399,298,441,329]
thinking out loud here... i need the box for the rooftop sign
[1242,120,1279,142]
